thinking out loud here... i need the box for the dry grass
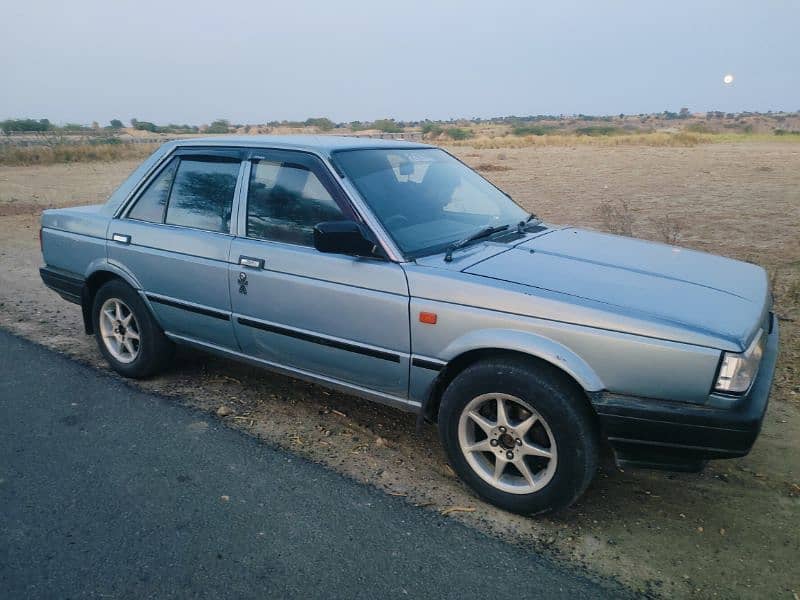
[474,163,512,172]
[586,201,683,245]
[0,142,158,166]
[652,213,684,245]
[456,131,716,149]
[595,199,635,236]
[451,131,800,150]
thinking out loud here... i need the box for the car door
[229,149,411,400]
[108,148,244,349]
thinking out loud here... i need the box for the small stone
[216,405,233,417]
[220,495,230,502]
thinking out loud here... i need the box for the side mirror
[313,221,380,258]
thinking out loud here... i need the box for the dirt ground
[1,143,798,599]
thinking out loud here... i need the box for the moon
[723,74,734,85]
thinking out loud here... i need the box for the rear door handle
[112,233,131,244]
[239,256,264,269]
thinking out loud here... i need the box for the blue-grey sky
[1,0,798,125]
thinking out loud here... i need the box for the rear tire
[438,357,599,515]
[91,279,174,378]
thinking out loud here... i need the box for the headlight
[714,330,765,393]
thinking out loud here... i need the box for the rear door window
[127,158,178,223]
[165,158,240,233]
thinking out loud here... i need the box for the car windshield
[332,148,528,258]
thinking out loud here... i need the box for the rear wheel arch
[81,268,141,334]
[90,278,174,378]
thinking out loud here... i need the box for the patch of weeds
[596,200,634,236]
[653,214,684,245]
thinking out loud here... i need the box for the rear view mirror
[313,221,380,257]
[398,161,414,176]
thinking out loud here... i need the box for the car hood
[462,228,769,350]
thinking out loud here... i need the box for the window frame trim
[237,148,371,252]
[122,155,178,225]
[116,144,405,262]
[120,147,248,236]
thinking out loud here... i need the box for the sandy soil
[1,144,798,599]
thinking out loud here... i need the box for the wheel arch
[81,261,143,334]
[420,329,604,424]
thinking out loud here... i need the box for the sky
[1,0,798,125]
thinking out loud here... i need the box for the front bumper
[592,314,780,471]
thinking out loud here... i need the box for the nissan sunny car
[39,136,779,514]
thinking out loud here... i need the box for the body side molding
[166,332,420,413]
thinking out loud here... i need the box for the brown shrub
[475,163,512,172]
[596,200,634,236]
[653,214,684,245]
[0,142,158,166]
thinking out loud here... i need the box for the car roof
[165,135,432,156]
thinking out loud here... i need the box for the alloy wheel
[457,393,557,494]
[98,297,141,364]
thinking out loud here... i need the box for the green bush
[373,119,403,133]
[421,122,443,136]
[446,127,473,140]
[205,119,231,134]
[685,123,714,134]
[512,125,555,136]
[131,119,159,133]
[575,125,623,136]
[61,123,90,132]
[0,118,52,133]
[304,117,334,131]
[163,124,199,133]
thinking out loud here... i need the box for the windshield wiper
[517,213,541,233]
[444,224,509,262]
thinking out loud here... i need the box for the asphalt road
[0,329,628,599]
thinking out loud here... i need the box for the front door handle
[239,256,264,269]
[112,233,131,244]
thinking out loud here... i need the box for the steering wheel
[384,214,410,229]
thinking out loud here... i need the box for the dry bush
[653,213,684,244]
[773,267,800,316]
[596,200,634,236]
[0,142,158,166]
[475,163,512,172]
[450,131,717,150]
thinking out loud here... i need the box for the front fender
[439,328,604,392]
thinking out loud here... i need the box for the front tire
[91,279,174,378]
[438,357,599,515]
